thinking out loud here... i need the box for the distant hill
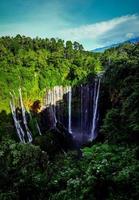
[92,37,139,52]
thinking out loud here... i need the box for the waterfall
[80,85,83,135]
[41,79,101,143]
[36,121,42,135]
[50,104,57,127]
[90,78,101,140]
[10,93,25,143]
[10,73,102,144]
[68,86,72,133]
[19,88,33,143]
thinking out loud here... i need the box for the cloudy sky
[0,0,139,50]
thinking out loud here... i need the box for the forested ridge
[0,35,102,112]
[0,36,139,200]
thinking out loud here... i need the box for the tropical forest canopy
[0,35,102,112]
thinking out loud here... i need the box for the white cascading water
[44,86,72,126]
[80,85,83,135]
[53,87,57,125]
[44,80,100,136]
[90,78,101,140]
[19,88,33,143]
[42,79,101,143]
[68,86,72,133]
[10,93,25,143]
[36,121,42,135]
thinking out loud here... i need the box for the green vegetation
[1,140,139,200]
[100,43,139,144]
[0,36,139,199]
[0,35,102,112]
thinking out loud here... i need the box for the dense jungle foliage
[0,35,102,112]
[0,36,139,200]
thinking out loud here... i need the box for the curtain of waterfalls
[10,98,25,143]
[43,78,101,143]
[10,78,101,144]
[10,90,33,143]
[90,78,101,140]
[19,88,33,143]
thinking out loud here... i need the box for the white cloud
[59,14,139,49]
[0,6,139,50]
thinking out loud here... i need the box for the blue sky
[0,0,139,50]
